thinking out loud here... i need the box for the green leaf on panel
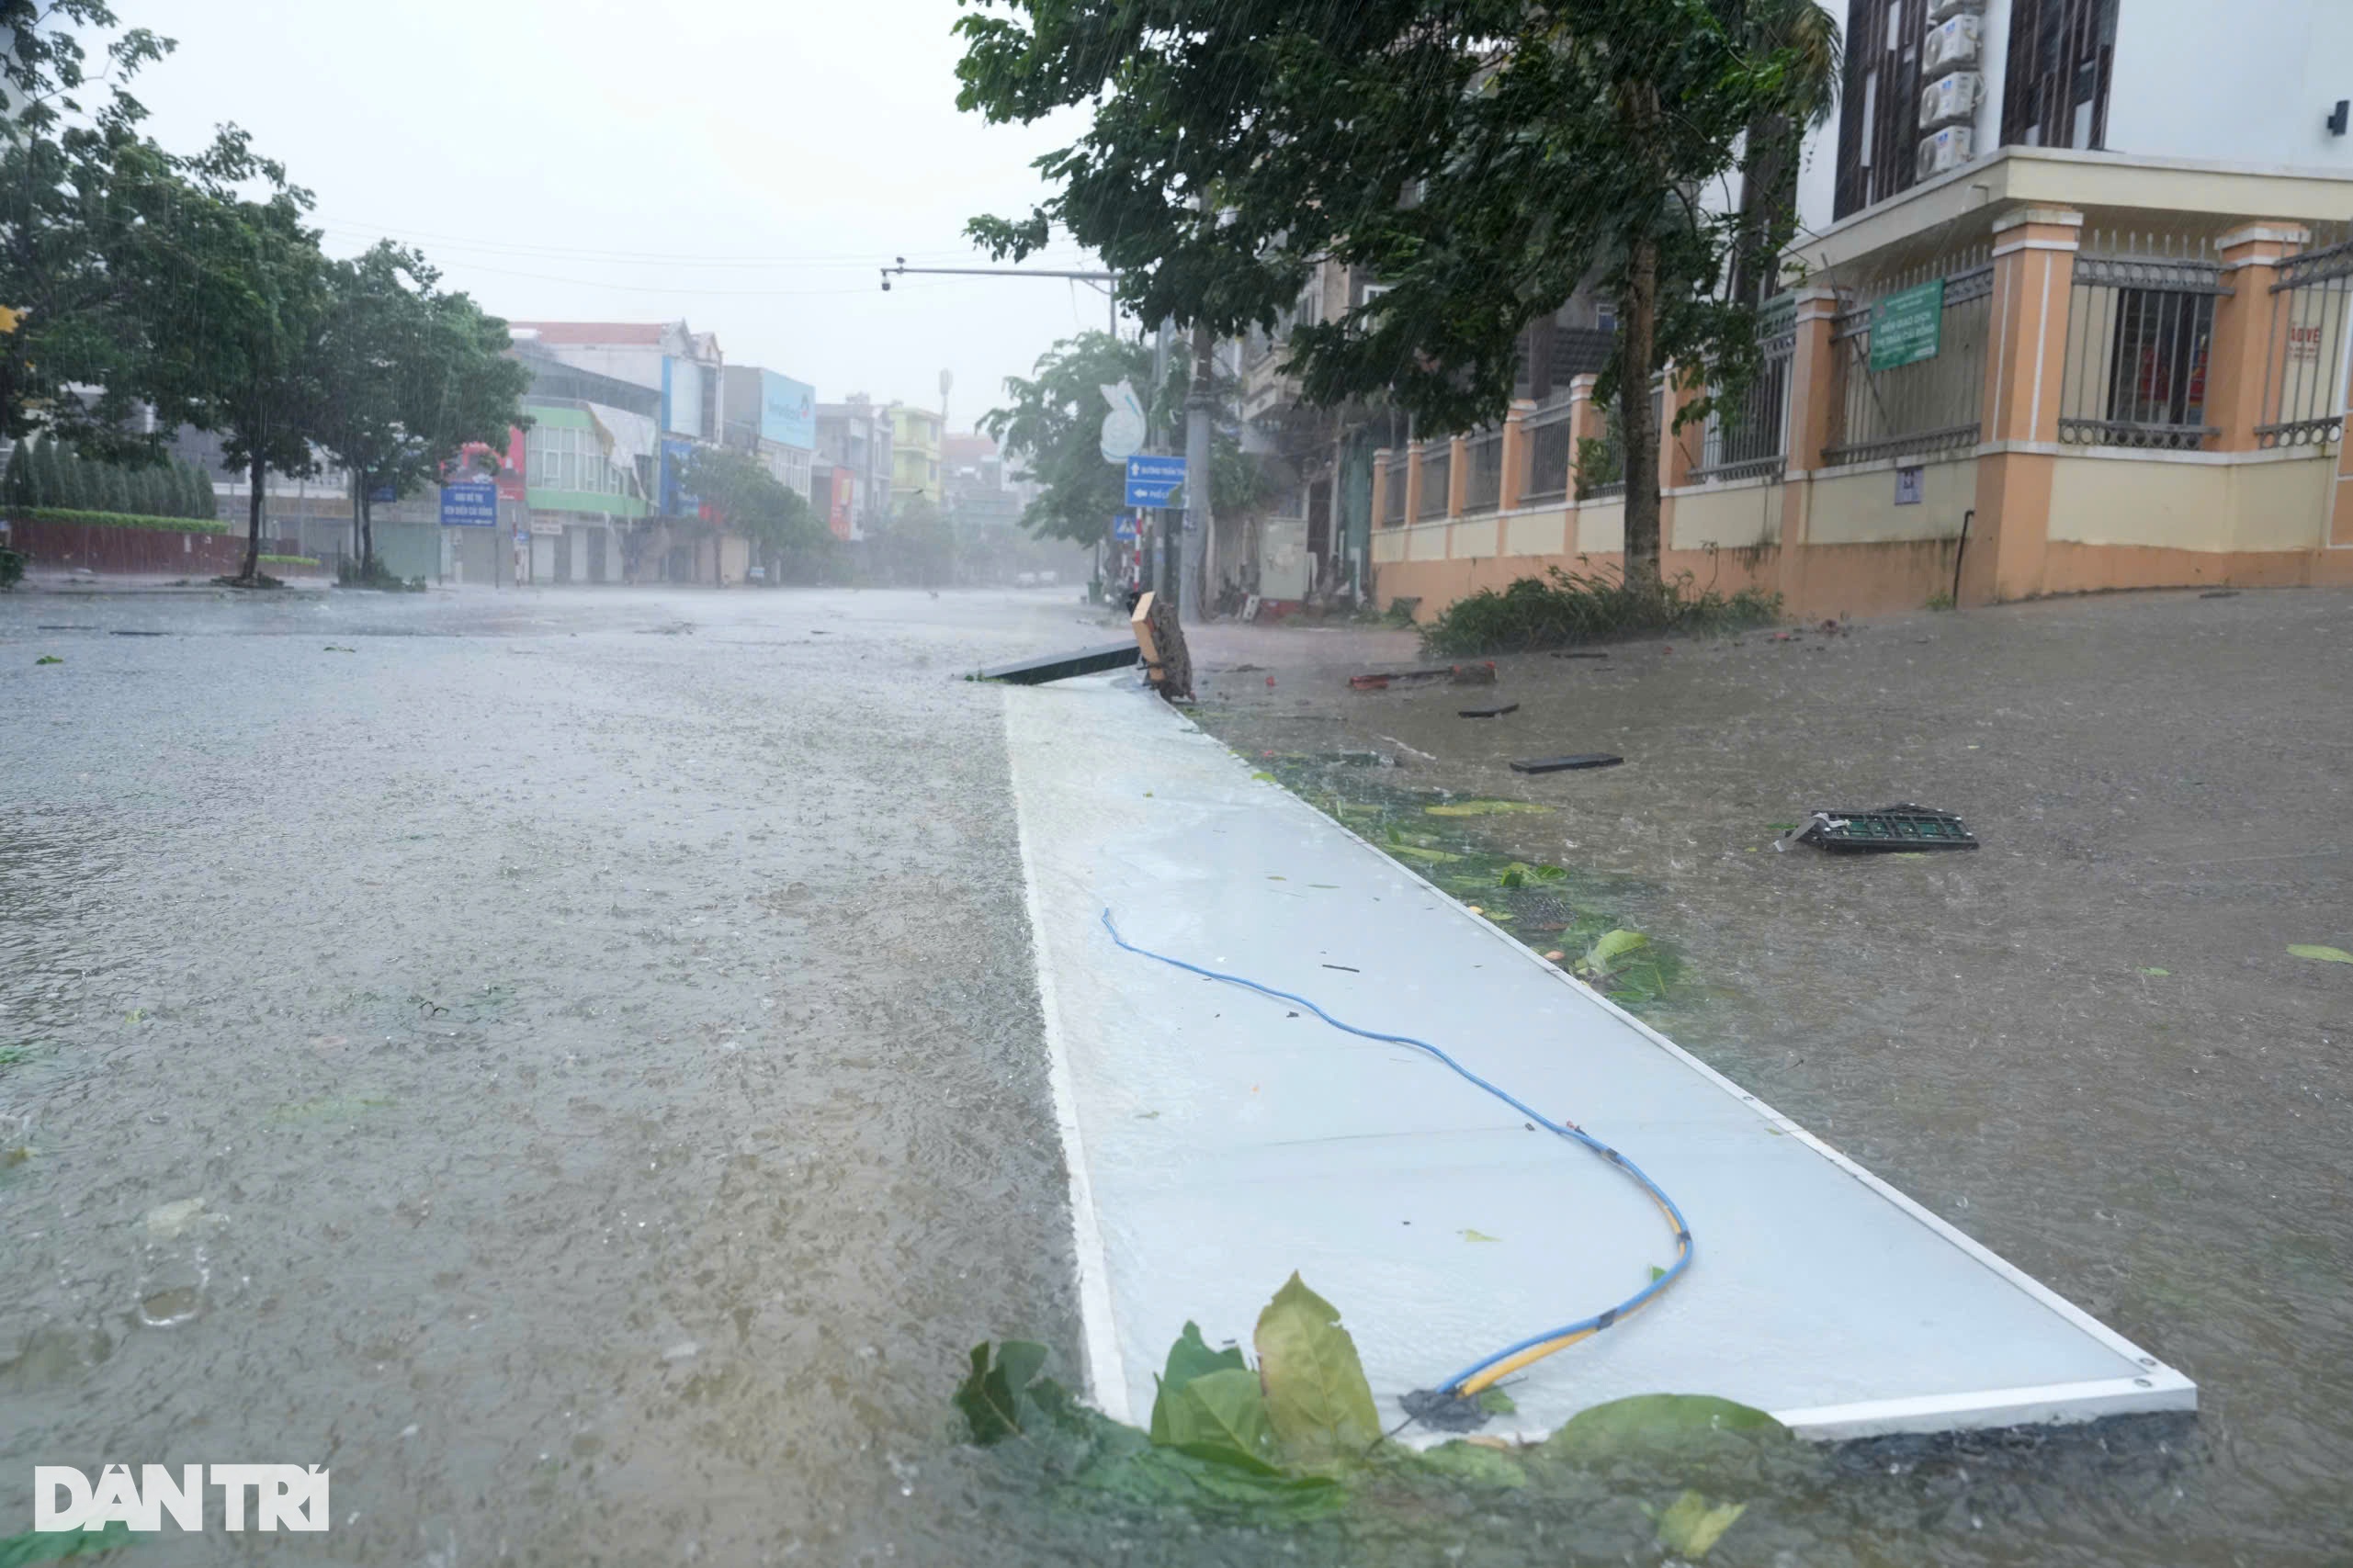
[1254,1273,1383,1469]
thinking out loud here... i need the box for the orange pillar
[1779,286,1842,614]
[1498,400,1534,512]
[2208,223,2308,450]
[1446,433,1470,518]
[1963,206,2083,605]
[1369,447,1392,533]
[1403,442,1426,526]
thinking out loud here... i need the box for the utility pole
[1150,320,1173,606]
[1182,321,1214,622]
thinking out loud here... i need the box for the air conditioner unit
[1919,71,1985,130]
[1927,0,1984,25]
[1924,14,1984,73]
[1917,126,1977,180]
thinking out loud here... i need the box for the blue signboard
[439,480,498,527]
[1112,515,1138,541]
[1124,455,1187,508]
[368,482,399,504]
[760,370,816,450]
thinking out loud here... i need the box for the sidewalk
[1004,669,2190,1442]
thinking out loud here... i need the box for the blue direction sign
[440,480,498,527]
[1123,455,1186,508]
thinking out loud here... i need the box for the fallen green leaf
[35,655,62,665]
[1254,1273,1384,1470]
[1425,800,1552,818]
[1474,1386,1516,1416]
[1153,1366,1283,1472]
[1575,928,1649,978]
[1544,1394,1788,1461]
[1386,844,1465,864]
[1251,771,1279,783]
[1462,1228,1501,1243]
[1652,1489,1748,1558]
[1650,1264,1668,1282]
[2138,966,2170,977]
[2288,944,2353,964]
[953,1340,1051,1445]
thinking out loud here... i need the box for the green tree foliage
[866,494,959,589]
[955,0,1839,588]
[312,241,532,572]
[684,446,829,583]
[980,330,1268,546]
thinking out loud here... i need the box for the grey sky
[133,0,1110,430]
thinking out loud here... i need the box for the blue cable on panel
[1099,907,1693,1402]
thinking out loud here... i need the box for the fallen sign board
[1003,674,2194,1443]
[967,642,1141,685]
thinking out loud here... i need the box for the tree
[145,130,332,581]
[980,329,1267,547]
[0,2,187,461]
[956,0,1838,591]
[312,241,531,574]
[684,446,828,583]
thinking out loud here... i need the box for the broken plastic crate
[1789,804,1979,853]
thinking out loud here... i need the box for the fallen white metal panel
[1003,676,2195,1443]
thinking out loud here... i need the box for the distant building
[815,395,895,540]
[888,402,945,507]
[721,365,818,502]
[507,320,744,585]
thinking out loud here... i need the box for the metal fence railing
[1694,298,1795,481]
[2258,229,2353,449]
[1461,428,1504,513]
[1522,398,1573,504]
[1417,444,1451,519]
[1823,248,1992,467]
[1381,453,1408,525]
[1576,385,1661,500]
[2059,232,2228,451]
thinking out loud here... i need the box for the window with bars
[2057,236,2225,451]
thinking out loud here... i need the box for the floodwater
[1188,590,2353,1568]
[0,585,1100,1565]
[3,581,2346,1566]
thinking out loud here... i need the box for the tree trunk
[360,483,375,576]
[1621,230,1662,593]
[350,471,364,569]
[242,443,266,583]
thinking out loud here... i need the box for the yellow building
[889,404,945,508]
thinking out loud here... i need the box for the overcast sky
[131,0,1112,431]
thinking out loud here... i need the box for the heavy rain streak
[4,1,2352,1565]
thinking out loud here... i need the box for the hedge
[5,507,230,535]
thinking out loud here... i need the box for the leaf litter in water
[1650,1488,1749,1558]
[2287,944,2353,964]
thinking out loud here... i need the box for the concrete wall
[1670,479,1782,550]
[1807,457,1976,545]
[2047,451,2333,551]
[2108,0,2353,173]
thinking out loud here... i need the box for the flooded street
[4,581,2348,1567]
[2,586,1094,1565]
[1187,589,2353,1568]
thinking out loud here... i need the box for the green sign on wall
[1870,278,1945,372]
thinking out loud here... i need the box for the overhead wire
[1097,907,1693,1406]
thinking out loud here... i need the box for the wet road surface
[2,586,1094,1564]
